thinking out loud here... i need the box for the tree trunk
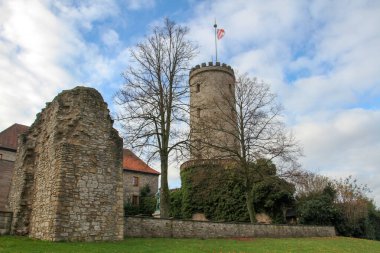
[246,189,256,223]
[160,154,170,218]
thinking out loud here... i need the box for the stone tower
[180,62,241,220]
[189,62,240,159]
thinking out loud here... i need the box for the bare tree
[115,18,197,218]
[334,176,371,225]
[198,73,301,222]
[287,170,332,199]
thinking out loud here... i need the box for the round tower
[189,62,240,160]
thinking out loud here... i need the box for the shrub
[124,184,156,216]
[170,188,183,218]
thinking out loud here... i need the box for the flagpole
[214,20,217,63]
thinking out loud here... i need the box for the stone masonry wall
[8,86,124,241]
[0,210,12,235]
[0,159,14,209]
[125,216,336,238]
[123,171,158,204]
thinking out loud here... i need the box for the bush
[124,203,140,215]
[253,176,295,223]
[180,162,294,222]
[170,188,183,218]
[124,184,156,216]
[297,185,342,226]
[181,163,249,221]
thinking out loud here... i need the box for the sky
[1,0,380,204]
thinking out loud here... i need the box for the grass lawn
[0,236,379,253]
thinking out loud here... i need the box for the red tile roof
[123,149,160,175]
[0,124,29,150]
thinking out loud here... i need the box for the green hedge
[180,164,249,222]
[180,162,295,223]
[170,188,183,218]
[124,184,156,216]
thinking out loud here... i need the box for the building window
[0,154,2,160]
[132,195,139,206]
[132,176,139,186]
[196,83,200,93]
[197,108,201,118]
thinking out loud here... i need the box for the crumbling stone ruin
[8,86,124,241]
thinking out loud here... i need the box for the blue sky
[1,0,380,204]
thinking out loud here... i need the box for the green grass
[0,236,379,253]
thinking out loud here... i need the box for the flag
[217,28,225,40]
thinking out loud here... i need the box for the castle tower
[180,62,241,220]
[189,62,240,160]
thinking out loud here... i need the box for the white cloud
[294,109,380,204]
[0,0,131,130]
[125,0,155,10]
[0,0,74,129]
[101,29,120,47]
[50,0,119,30]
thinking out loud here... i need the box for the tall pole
[214,20,218,63]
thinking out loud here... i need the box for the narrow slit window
[196,83,200,93]
[197,108,201,118]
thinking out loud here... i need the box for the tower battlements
[190,62,234,81]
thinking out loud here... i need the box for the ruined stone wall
[189,62,240,159]
[8,86,124,241]
[125,216,336,238]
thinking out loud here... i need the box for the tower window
[197,108,201,118]
[229,83,232,92]
[196,83,200,93]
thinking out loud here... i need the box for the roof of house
[0,124,29,150]
[123,149,160,175]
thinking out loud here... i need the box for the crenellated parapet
[189,62,234,81]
